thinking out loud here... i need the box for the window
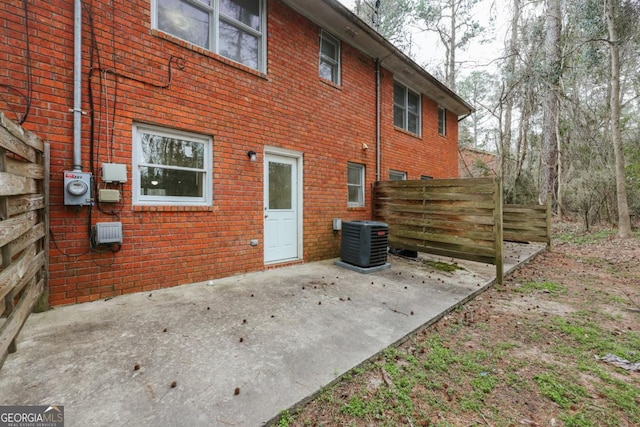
[154,0,265,71]
[420,175,433,180]
[319,31,340,84]
[347,162,365,207]
[133,124,212,206]
[389,170,407,181]
[438,106,446,136]
[393,82,421,135]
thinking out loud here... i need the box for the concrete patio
[0,243,544,426]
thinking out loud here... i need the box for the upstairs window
[438,106,447,136]
[319,31,341,84]
[393,82,421,135]
[155,0,265,72]
[347,162,365,207]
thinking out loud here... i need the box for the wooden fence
[504,201,552,247]
[373,178,504,282]
[0,112,49,369]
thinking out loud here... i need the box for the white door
[264,153,299,263]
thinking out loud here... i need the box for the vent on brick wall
[340,220,388,268]
[94,222,123,244]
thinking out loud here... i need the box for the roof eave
[279,0,474,117]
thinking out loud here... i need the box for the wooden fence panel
[503,200,551,247]
[0,111,48,369]
[373,178,504,281]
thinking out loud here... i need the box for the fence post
[34,143,50,313]
[494,178,504,284]
[0,146,17,354]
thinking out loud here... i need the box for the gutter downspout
[72,0,83,172]
[375,59,381,181]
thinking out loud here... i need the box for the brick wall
[1,0,460,305]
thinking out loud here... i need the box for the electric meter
[63,171,92,205]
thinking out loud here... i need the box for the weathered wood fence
[504,201,552,247]
[373,178,505,282]
[373,179,554,283]
[0,112,49,369]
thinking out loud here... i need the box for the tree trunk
[539,0,561,206]
[605,0,632,237]
[504,0,519,162]
[448,0,456,90]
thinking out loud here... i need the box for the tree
[416,0,484,90]
[605,0,633,237]
[354,0,417,56]
[457,70,495,149]
[539,0,562,207]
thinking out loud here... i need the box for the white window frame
[319,30,341,84]
[347,162,365,207]
[389,170,407,181]
[393,82,421,135]
[132,123,213,206]
[152,0,267,72]
[438,106,447,136]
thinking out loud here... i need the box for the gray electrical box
[63,171,92,206]
[94,222,123,244]
[102,163,127,183]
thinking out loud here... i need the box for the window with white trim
[389,170,407,181]
[154,0,266,72]
[133,123,212,206]
[393,82,421,135]
[438,106,446,136]
[347,162,365,207]
[319,30,341,84]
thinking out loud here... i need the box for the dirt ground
[279,222,640,427]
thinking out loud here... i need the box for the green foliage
[562,170,617,230]
[423,260,464,272]
[534,372,588,408]
[559,412,594,427]
[276,410,294,427]
[556,228,618,244]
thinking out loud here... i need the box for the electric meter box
[64,171,92,206]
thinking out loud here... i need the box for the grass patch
[514,280,567,296]
[550,316,640,358]
[533,372,588,408]
[556,229,617,244]
[423,260,464,272]
[276,410,294,427]
[278,225,640,427]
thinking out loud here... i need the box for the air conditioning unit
[340,220,389,268]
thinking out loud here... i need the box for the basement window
[133,123,213,206]
[389,170,407,181]
[154,0,266,72]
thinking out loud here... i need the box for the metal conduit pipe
[72,0,83,172]
[375,59,381,181]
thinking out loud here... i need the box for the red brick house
[459,147,499,178]
[1,0,472,305]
